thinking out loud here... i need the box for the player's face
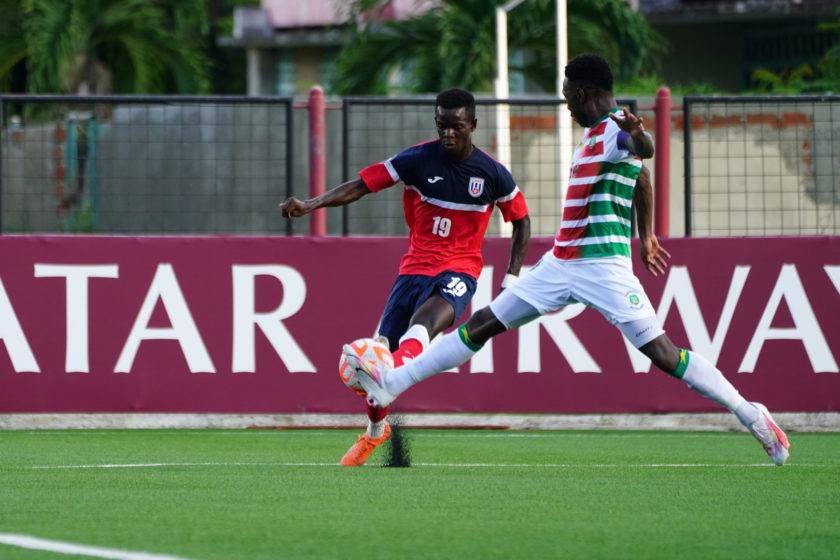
[562,78,594,127]
[434,107,476,158]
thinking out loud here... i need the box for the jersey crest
[468,177,485,198]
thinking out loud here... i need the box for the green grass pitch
[0,428,838,559]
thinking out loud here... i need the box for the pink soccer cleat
[748,402,790,466]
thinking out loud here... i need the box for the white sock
[384,327,479,397]
[680,350,758,426]
[366,419,386,438]
[734,401,761,427]
[399,323,430,350]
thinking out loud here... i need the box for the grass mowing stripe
[24,461,830,470]
[0,533,193,560]
[11,431,779,440]
[11,431,758,438]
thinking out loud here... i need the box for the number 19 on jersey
[432,216,451,237]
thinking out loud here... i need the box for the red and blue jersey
[359,141,529,279]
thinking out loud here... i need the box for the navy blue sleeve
[491,160,528,221]
[389,142,432,186]
[492,161,518,200]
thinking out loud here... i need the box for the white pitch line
[0,533,194,560]
[29,462,323,470]
[23,461,824,470]
[415,462,779,468]
[404,433,743,439]
[218,432,742,438]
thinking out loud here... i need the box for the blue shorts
[376,271,477,349]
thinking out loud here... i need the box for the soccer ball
[338,338,394,397]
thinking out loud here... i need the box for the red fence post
[308,86,326,236]
[654,86,671,237]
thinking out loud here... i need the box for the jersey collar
[594,107,621,124]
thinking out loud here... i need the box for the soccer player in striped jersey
[343,54,790,466]
[280,89,531,466]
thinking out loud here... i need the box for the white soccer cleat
[341,344,396,408]
[747,402,790,466]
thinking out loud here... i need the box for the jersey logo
[427,176,444,184]
[468,177,485,197]
[626,291,643,309]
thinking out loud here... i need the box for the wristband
[501,273,518,289]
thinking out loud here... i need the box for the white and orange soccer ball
[338,338,394,397]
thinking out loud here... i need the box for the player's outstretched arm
[634,166,670,276]
[505,215,531,283]
[611,107,654,159]
[279,178,371,218]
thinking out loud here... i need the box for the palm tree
[0,0,209,94]
[334,0,666,94]
[0,0,27,91]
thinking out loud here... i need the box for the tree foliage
[751,17,840,94]
[333,0,666,95]
[0,0,211,94]
[0,0,28,91]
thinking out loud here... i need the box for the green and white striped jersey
[554,109,642,261]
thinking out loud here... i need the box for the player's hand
[279,197,310,218]
[640,235,671,277]
[610,107,646,136]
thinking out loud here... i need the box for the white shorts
[490,251,664,348]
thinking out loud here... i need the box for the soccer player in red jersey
[280,89,531,465]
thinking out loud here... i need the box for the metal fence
[342,97,637,236]
[7,93,840,238]
[684,95,840,236]
[2,94,645,237]
[0,95,293,234]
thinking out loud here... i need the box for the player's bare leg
[638,333,790,466]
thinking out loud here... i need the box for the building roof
[220,0,438,47]
[261,0,436,29]
[641,0,838,22]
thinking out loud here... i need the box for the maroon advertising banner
[0,236,838,414]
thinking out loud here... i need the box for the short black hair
[565,54,613,92]
[436,88,476,119]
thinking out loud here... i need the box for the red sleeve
[359,161,399,193]
[496,189,529,222]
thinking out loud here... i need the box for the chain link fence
[684,95,840,236]
[0,95,293,234]
[14,94,837,239]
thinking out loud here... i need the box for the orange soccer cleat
[339,423,392,467]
